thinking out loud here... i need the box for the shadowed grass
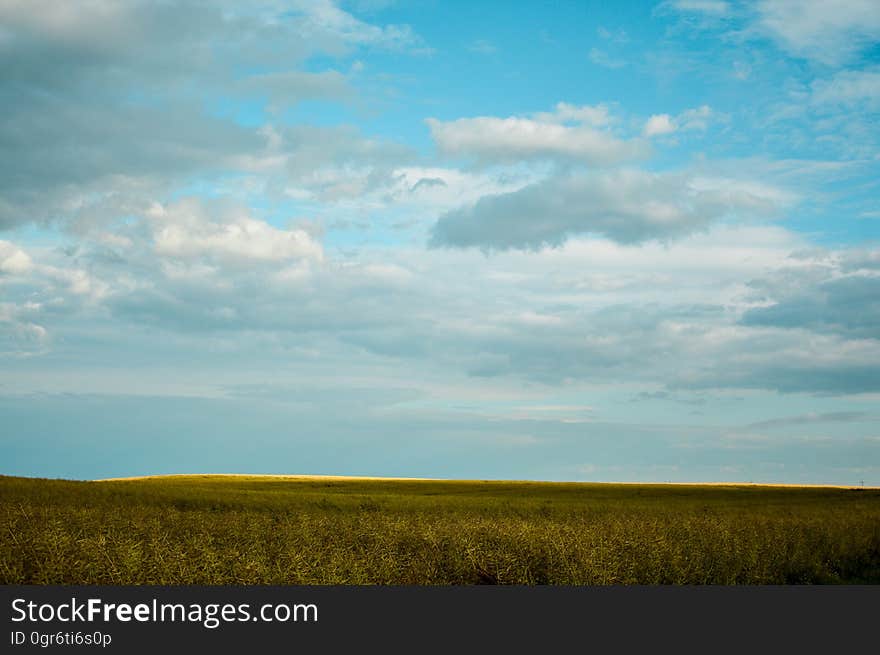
[2,475,879,584]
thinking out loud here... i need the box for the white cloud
[251,124,415,203]
[534,102,614,127]
[663,0,880,65]
[754,0,880,64]
[811,69,880,107]
[643,106,713,137]
[0,241,33,274]
[292,0,426,53]
[426,104,646,165]
[383,166,541,212]
[644,114,677,137]
[7,212,880,397]
[148,199,324,265]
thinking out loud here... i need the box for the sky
[1,0,879,484]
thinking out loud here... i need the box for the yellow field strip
[92,473,879,489]
[94,473,437,482]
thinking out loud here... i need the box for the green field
[2,474,879,585]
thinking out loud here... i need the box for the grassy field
[2,474,879,585]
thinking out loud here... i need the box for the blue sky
[1,0,879,484]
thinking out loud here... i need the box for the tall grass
[2,475,879,584]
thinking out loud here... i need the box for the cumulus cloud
[148,200,324,266]
[6,216,880,396]
[244,123,416,204]
[3,0,878,485]
[644,114,677,137]
[0,241,33,275]
[672,330,880,394]
[430,169,789,249]
[0,308,48,357]
[741,252,880,339]
[533,102,615,127]
[0,0,422,229]
[290,0,425,53]
[1,2,876,408]
[426,104,646,165]
[0,239,108,356]
[643,106,713,137]
[0,0,423,64]
[365,166,542,220]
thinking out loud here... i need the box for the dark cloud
[4,216,879,397]
[745,411,875,430]
[742,261,880,339]
[0,0,421,229]
[676,361,880,395]
[410,177,448,192]
[430,170,785,250]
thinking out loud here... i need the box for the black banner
[3,585,877,653]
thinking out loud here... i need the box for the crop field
[2,474,879,585]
